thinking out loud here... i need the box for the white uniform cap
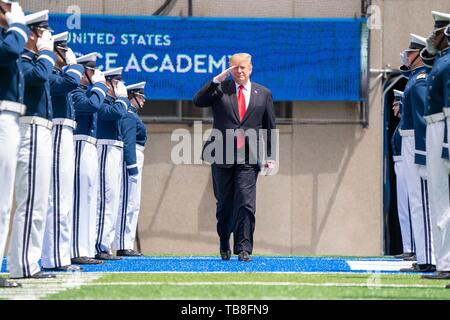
[126,82,146,92]
[431,11,450,30]
[104,67,123,78]
[76,52,98,64]
[405,34,427,51]
[53,31,68,43]
[1,0,19,3]
[393,90,404,98]
[25,9,49,26]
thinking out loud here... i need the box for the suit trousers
[42,125,74,268]
[0,112,20,263]
[8,123,52,278]
[212,163,259,254]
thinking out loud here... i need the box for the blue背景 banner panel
[50,14,366,101]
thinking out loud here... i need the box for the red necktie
[238,85,246,121]
[237,85,246,149]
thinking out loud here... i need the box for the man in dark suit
[193,53,277,262]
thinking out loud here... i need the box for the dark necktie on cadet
[237,85,246,149]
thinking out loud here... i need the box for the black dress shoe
[95,252,122,260]
[394,252,415,259]
[29,271,57,279]
[71,256,103,265]
[400,264,435,273]
[116,249,143,257]
[422,271,450,280]
[43,265,83,272]
[403,254,417,261]
[220,250,231,261]
[0,278,21,288]
[238,251,251,262]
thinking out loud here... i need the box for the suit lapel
[227,81,240,122]
[241,84,257,124]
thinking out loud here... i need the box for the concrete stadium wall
[16,0,449,255]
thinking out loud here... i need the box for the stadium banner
[50,14,368,101]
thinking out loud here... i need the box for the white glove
[426,34,438,56]
[65,48,77,66]
[36,30,54,52]
[5,3,26,26]
[91,69,106,84]
[399,51,408,66]
[114,81,128,98]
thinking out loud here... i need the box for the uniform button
[429,86,432,90]
[432,76,435,80]
[428,96,431,99]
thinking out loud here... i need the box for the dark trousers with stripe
[8,123,52,278]
[212,164,259,254]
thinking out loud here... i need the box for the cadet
[7,10,57,279]
[41,31,85,271]
[71,52,108,265]
[391,90,415,260]
[0,0,28,288]
[398,34,435,273]
[422,11,450,280]
[113,82,148,257]
[95,67,129,260]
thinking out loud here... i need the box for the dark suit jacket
[193,79,276,167]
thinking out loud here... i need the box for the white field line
[0,271,387,274]
[0,272,103,300]
[81,281,447,289]
[347,260,414,271]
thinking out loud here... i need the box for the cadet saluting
[0,0,28,288]
[113,81,148,257]
[422,11,450,280]
[7,10,57,279]
[391,90,415,261]
[397,34,435,273]
[71,52,108,265]
[41,31,85,271]
[95,67,128,260]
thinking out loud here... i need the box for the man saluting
[193,53,277,262]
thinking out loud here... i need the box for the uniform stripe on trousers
[420,178,432,265]
[424,179,432,264]
[72,140,82,258]
[52,125,63,266]
[95,145,108,253]
[119,162,128,250]
[22,124,37,277]
[407,201,415,253]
